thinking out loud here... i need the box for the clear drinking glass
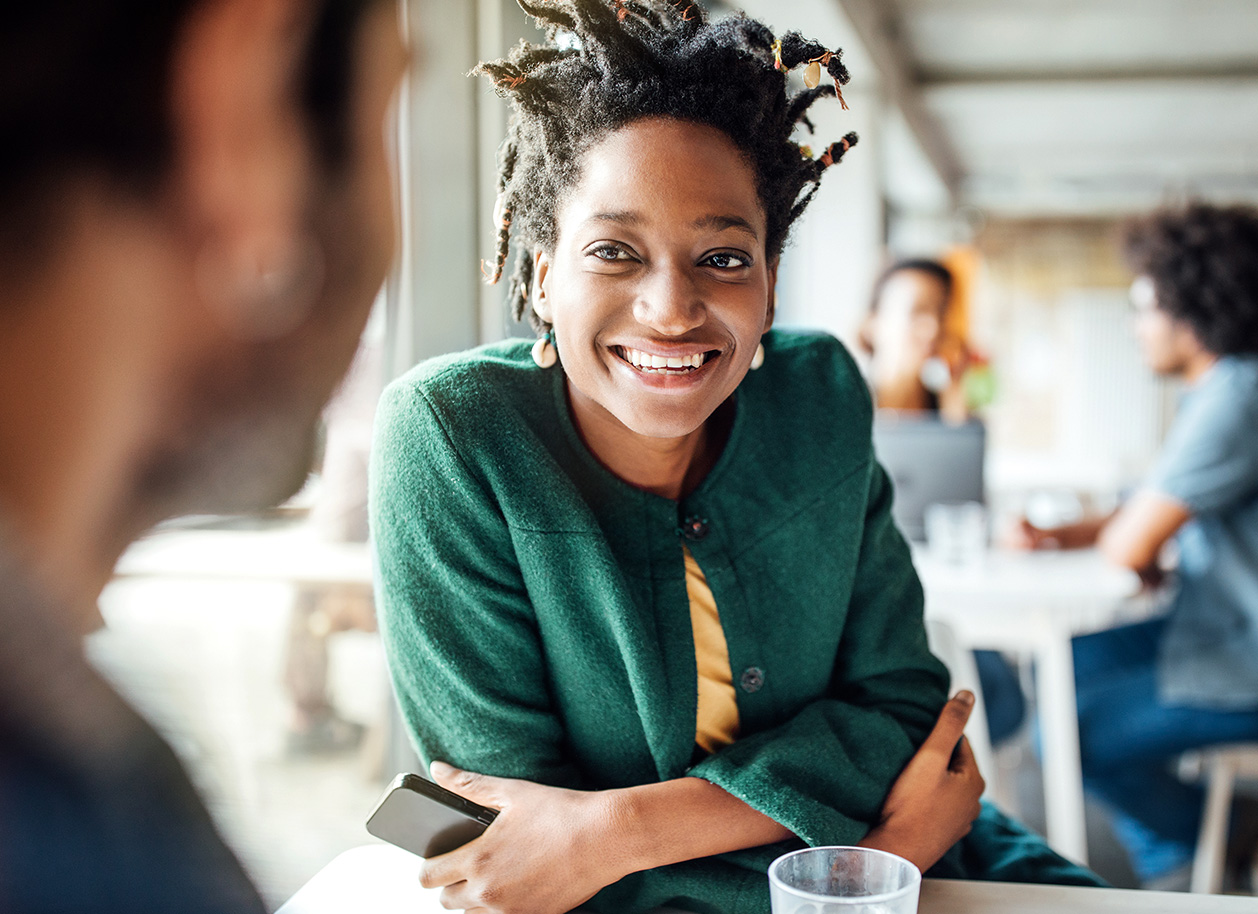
[924,500,988,567]
[768,846,921,914]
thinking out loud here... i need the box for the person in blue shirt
[1015,202,1258,888]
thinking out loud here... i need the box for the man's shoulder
[0,540,266,913]
[1178,356,1258,433]
[1210,356,1258,400]
[1,734,266,913]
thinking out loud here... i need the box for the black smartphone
[365,773,500,858]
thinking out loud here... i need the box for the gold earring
[531,331,557,369]
[750,342,766,370]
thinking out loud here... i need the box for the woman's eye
[704,252,751,270]
[590,244,633,262]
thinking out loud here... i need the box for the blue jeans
[1074,617,1258,881]
[975,649,1026,746]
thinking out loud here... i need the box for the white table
[918,878,1257,913]
[915,547,1147,866]
[112,523,392,787]
[277,845,1256,913]
[114,524,374,591]
[275,844,691,914]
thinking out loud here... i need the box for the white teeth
[619,347,709,372]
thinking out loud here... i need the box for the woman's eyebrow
[584,211,643,228]
[694,214,759,239]
[579,211,759,240]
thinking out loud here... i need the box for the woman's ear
[173,0,311,255]
[532,249,553,325]
[171,0,317,337]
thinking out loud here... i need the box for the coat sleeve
[369,380,585,788]
[686,459,951,848]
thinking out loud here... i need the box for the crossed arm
[418,692,983,914]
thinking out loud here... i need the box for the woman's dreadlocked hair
[475,0,859,329]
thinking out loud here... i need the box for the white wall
[774,89,885,350]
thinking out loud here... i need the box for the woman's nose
[632,263,705,335]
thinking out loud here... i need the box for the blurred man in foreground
[1016,203,1258,887]
[0,1,406,909]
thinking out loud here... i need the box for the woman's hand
[418,761,628,914]
[1005,517,1059,550]
[1006,513,1115,551]
[859,691,984,873]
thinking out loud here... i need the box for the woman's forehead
[558,118,767,237]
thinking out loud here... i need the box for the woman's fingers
[437,881,471,910]
[419,850,468,890]
[951,736,986,799]
[1006,518,1049,550]
[430,760,506,809]
[949,733,978,774]
[920,691,974,762]
[419,763,514,891]
[951,736,986,823]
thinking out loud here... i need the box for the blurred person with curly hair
[1015,202,1258,888]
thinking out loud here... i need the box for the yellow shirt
[683,546,740,753]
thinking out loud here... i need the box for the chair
[925,618,995,791]
[1181,743,1258,893]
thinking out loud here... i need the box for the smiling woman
[534,119,776,486]
[369,3,1099,913]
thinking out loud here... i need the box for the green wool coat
[370,330,1099,913]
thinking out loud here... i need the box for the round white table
[915,546,1147,866]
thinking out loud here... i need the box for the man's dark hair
[476,0,859,328]
[0,0,376,244]
[869,258,954,314]
[1124,202,1258,357]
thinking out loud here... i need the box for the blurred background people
[1014,203,1258,888]
[861,258,971,424]
[862,257,1024,749]
[0,1,405,910]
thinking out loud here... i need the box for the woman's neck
[874,372,933,412]
[566,385,732,501]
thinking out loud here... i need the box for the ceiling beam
[835,0,962,202]
[922,63,1258,88]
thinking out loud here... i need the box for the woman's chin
[615,404,712,442]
